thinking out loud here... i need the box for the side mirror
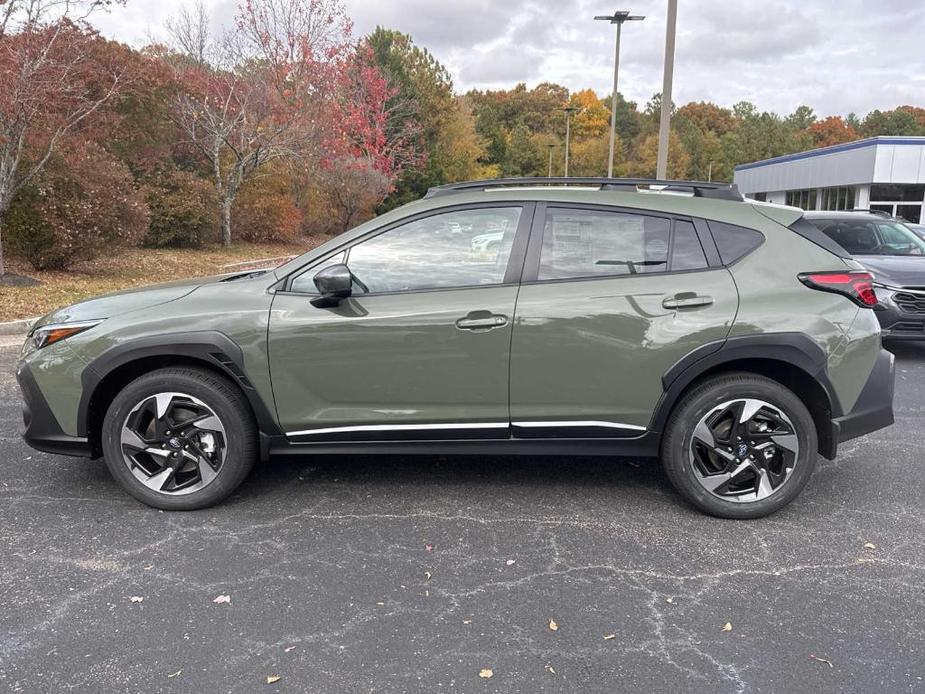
[310,263,353,308]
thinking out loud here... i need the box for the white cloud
[91,0,925,117]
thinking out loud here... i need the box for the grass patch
[1,241,315,322]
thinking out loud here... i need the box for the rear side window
[671,220,709,271]
[707,221,764,265]
[538,209,671,280]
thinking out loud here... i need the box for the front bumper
[16,362,93,458]
[876,290,925,340]
[830,349,895,448]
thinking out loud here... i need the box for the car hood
[855,255,925,288]
[34,271,266,327]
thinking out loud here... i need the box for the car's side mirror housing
[310,263,353,308]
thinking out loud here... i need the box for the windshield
[810,219,925,256]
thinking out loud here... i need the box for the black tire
[661,372,818,519]
[101,367,258,510]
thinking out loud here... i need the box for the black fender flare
[78,331,282,444]
[649,332,842,435]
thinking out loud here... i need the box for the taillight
[798,271,877,307]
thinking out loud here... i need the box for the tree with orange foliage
[807,116,858,148]
[569,89,610,138]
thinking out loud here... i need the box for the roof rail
[848,208,892,218]
[424,177,744,202]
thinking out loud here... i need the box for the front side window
[345,207,521,294]
[538,209,671,280]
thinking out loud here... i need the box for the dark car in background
[805,211,925,340]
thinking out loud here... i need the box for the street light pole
[547,143,556,177]
[656,0,678,179]
[594,10,645,178]
[563,106,578,177]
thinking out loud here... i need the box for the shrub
[232,174,302,243]
[143,169,220,248]
[4,141,149,270]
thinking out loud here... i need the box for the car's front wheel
[101,367,257,510]
[661,373,818,519]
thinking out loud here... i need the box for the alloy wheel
[120,392,227,495]
[689,398,799,503]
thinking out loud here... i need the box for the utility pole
[656,0,678,179]
[547,143,556,177]
[594,10,645,178]
[563,106,578,177]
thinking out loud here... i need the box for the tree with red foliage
[161,0,354,246]
[0,0,131,276]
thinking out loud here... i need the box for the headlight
[29,320,102,350]
[872,284,895,304]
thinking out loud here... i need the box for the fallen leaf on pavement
[425,544,434,552]
[548,618,559,631]
[505,559,515,566]
[479,668,493,679]
[143,565,154,571]
[284,646,296,653]
[722,622,733,632]
[463,619,472,624]
[545,664,556,675]
[267,675,281,684]
[167,670,182,678]
[603,634,616,640]
[863,542,877,550]
[129,596,143,603]
[424,571,432,581]
[213,595,231,604]
[810,654,834,668]
[666,597,674,604]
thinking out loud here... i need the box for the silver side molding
[287,422,509,437]
[287,420,646,437]
[513,420,646,431]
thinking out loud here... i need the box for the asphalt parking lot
[1,336,924,694]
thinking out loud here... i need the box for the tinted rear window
[707,221,765,265]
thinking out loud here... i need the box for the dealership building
[733,136,925,223]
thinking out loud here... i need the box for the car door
[268,203,533,442]
[509,204,738,437]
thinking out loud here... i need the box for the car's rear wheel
[661,373,818,519]
[101,367,257,510]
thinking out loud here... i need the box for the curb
[0,317,37,336]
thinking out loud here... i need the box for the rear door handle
[663,294,714,309]
[456,312,509,331]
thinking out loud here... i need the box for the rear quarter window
[707,221,765,265]
[790,218,851,258]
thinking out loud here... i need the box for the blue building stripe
[734,137,925,172]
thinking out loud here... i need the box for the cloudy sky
[93,0,925,117]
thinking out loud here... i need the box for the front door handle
[663,293,714,309]
[455,311,509,331]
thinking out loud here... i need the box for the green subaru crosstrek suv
[16,178,895,518]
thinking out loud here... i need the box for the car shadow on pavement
[884,340,925,361]
[237,452,673,506]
